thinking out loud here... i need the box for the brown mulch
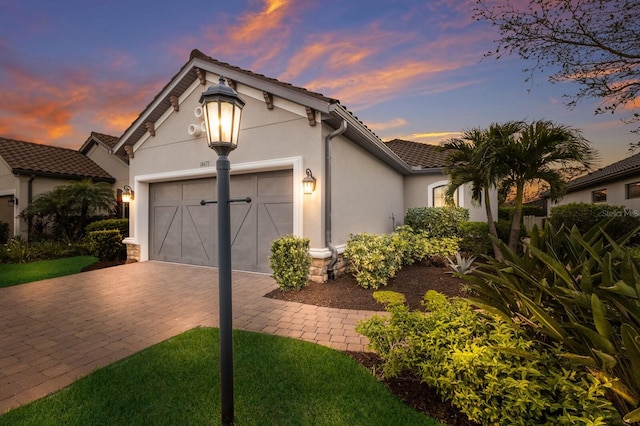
[265,260,478,426]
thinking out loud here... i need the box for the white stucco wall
[85,144,129,190]
[330,133,405,245]
[404,174,498,223]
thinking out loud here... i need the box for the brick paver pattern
[0,262,377,413]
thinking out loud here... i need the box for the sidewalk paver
[0,261,377,413]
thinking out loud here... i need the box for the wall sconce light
[302,168,317,194]
[8,195,17,207]
[122,185,134,203]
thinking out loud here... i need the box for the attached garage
[149,169,293,273]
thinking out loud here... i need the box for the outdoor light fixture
[200,75,247,426]
[8,195,17,207]
[302,168,316,194]
[121,185,134,203]
[200,76,246,156]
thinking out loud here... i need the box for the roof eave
[11,169,115,183]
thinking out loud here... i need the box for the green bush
[392,225,430,266]
[86,218,129,238]
[357,290,620,425]
[0,221,8,244]
[460,221,640,422]
[85,230,125,261]
[404,207,469,237]
[32,240,83,260]
[457,221,491,255]
[1,236,32,263]
[550,203,640,243]
[269,235,311,291]
[345,233,398,289]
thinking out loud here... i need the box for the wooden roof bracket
[195,68,206,85]
[305,107,316,126]
[144,121,155,137]
[263,92,274,110]
[169,95,179,112]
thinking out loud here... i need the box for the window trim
[626,181,640,199]
[591,188,607,203]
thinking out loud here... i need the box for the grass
[0,256,98,288]
[0,328,439,426]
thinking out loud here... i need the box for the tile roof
[80,131,128,164]
[566,152,640,192]
[0,137,115,182]
[89,132,120,149]
[384,139,449,170]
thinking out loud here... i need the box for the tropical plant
[447,252,476,275]
[496,120,597,251]
[459,220,640,422]
[441,124,517,258]
[20,179,116,241]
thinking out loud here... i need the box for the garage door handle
[200,197,252,205]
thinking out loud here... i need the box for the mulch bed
[265,260,478,425]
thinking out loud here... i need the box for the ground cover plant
[0,328,439,426]
[0,256,97,288]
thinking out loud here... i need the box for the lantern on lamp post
[200,76,246,426]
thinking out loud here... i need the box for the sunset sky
[0,0,635,166]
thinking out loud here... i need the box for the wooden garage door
[149,170,293,273]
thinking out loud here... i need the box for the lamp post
[200,76,246,426]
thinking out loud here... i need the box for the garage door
[149,169,293,272]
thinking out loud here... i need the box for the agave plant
[447,252,477,275]
[457,219,640,422]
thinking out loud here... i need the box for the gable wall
[85,144,129,190]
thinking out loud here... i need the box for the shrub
[32,240,83,260]
[85,230,125,261]
[460,221,640,422]
[549,202,640,243]
[0,221,8,244]
[344,233,398,289]
[1,236,32,263]
[498,205,544,220]
[457,221,491,255]
[357,290,621,425]
[86,218,129,238]
[404,206,469,237]
[423,236,459,265]
[392,225,430,266]
[269,235,311,291]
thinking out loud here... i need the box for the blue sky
[0,0,634,166]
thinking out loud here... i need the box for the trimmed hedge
[549,203,640,243]
[85,218,129,238]
[269,235,311,291]
[85,230,125,261]
[404,207,469,238]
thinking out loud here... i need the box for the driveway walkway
[0,261,377,414]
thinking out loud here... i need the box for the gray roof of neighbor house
[112,49,413,175]
[384,139,449,172]
[0,137,115,182]
[79,131,129,164]
[563,152,640,193]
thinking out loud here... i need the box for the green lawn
[0,328,439,425]
[0,256,98,288]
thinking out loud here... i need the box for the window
[592,188,607,203]
[432,185,446,207]
[626,182,640,199]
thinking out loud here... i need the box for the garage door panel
[181,204,213,265]
[150,170,292,273]
[152,205,181,260]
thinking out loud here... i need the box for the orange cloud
[367,118,408,131]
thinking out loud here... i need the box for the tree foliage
[475,0,640,133]
[20,180,115,241]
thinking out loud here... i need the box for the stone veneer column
[125,243,140,263]
[308,255,348,283]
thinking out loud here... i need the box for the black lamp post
[200,76,246,426]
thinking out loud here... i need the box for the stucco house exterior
[546,152,640,214]
[0,137,116,238]
[110,49,497,282]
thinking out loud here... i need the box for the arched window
[428,180,460,207]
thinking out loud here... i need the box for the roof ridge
[0,136,79,153]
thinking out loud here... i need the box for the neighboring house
[110,49,497,282]
[0,137,115,237]
[546,152,640,214]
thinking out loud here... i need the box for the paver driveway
[0,261,376,413]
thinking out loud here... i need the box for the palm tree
[442,122,521,259]
[20,179,115,240]
[497,120,598,251]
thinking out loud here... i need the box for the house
[110,49,497,282]
[0,137,116,237]
[546,152,640,214]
